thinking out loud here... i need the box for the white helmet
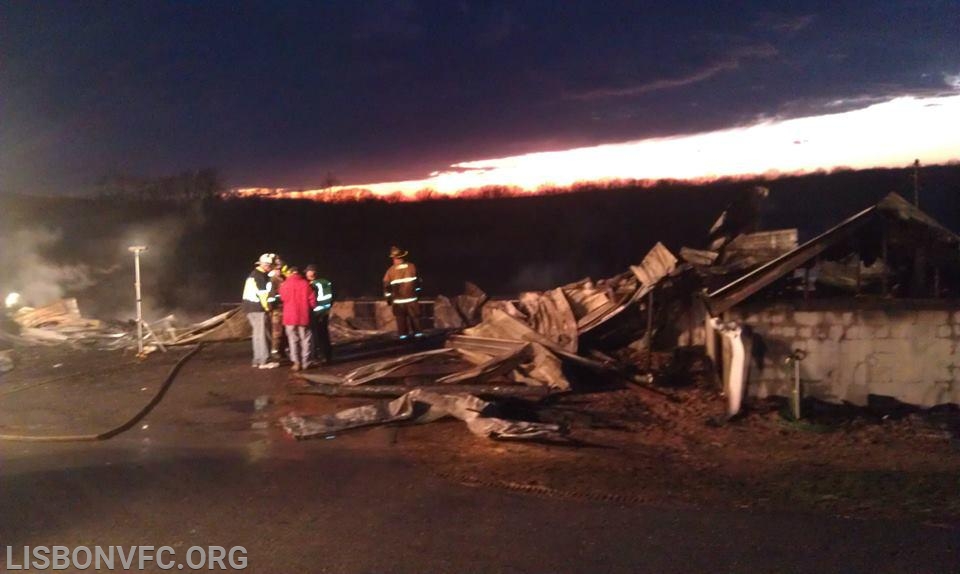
[258,253,276,266]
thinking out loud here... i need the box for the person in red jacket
[278,266,317,371]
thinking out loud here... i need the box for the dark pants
[270,308,284,355]
[392,301,421,337]
[311,313,332,363]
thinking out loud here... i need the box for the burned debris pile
[0,299,132,350]
[281,241,686,441]
[283,189,960,440]
[0,299,247,353]
[0,298,396,358]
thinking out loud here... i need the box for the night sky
[2,1,958,195]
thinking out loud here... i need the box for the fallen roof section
[281,388,561,441]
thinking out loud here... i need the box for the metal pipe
[788,349,807,420]
[792,358,800,419]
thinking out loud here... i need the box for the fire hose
[0,344,203,442]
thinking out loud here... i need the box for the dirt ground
[278,351,960,526]
[395,388,960,523]
[3,342,958,526]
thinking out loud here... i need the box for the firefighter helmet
[389,246,408,258]
[257,253,276,266]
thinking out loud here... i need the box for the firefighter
[382,245,422,339]
[267,255,287,360]
[242,253,279,369]
[305,264,334,364]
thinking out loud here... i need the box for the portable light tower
[128,245,148,355]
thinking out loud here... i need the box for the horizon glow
[237,94,960,199]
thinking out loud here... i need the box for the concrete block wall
[728,305,960,407]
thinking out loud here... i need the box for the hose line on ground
[0,344,203,442]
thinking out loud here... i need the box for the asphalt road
[1,344,957,573]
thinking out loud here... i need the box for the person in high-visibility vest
[382,245,423,339]
[241,253,279,369]
[305,264,334,363]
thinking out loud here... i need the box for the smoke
[80,201,211,322]
[0,201,211,323]
[0,228,118,307]
[508,263,575,293]
[119,213,212,322]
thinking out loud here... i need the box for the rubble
[10,188,951,443]
[162,308,252,345]
[282,242,685,441]
[816,256,889,290]
[6,299,132,350]
[431,295,465,329]
[0,298,398,355]
[679,247,718,267]
[280,388,561,441]
[299,348,459,386]
[700,192,960,409]
[0,349,14,374]
[327,316,394,344]
[722,229,798,267]
[516,288,578,352]
[452,282,489,326]
[294,379,551,399]
[282,190,960,442]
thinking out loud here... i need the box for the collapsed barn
[3,190,957,439]
[698,192,960,410]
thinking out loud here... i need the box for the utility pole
[912,159,920,207]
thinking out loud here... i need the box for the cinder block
[844,326,865,340]
[781,326,797,338]
[890,323,912,339]
[793,312,821,326]
[827,325,843,340]
[873,325,890,338]
[824,312,845,325]
[798,327,812,338]
[923,311,950,324]
[860,310,888,325]
[938,325,954,338]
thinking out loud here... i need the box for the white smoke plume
[0,228,119,307]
